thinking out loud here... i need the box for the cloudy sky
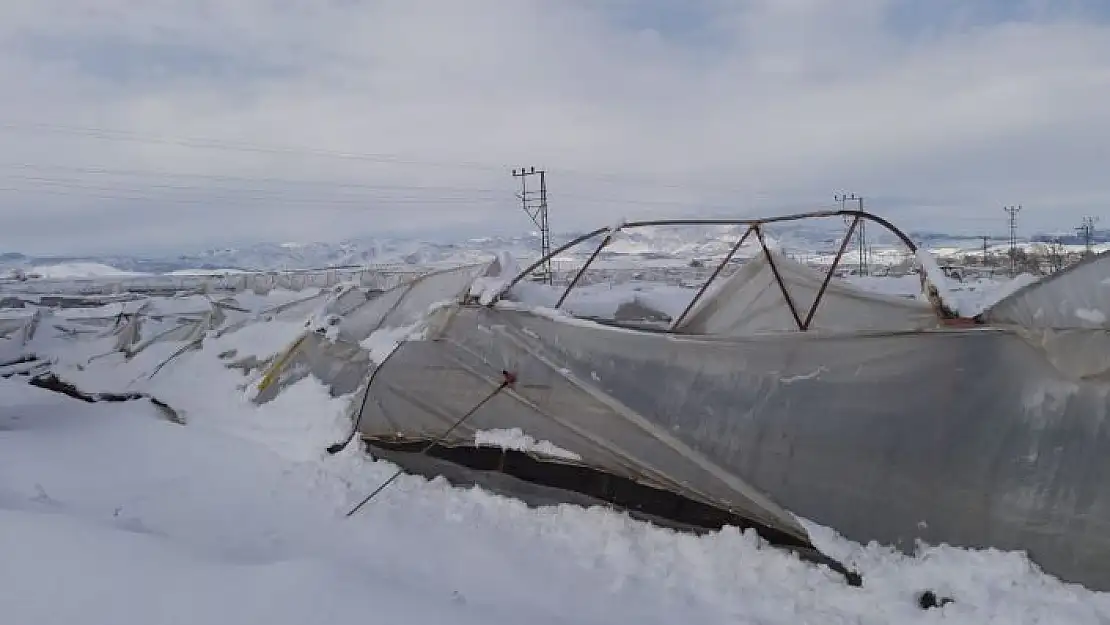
[1,0,1108,254]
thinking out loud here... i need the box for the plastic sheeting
[981,252,1110,379]
[983,252,1110,329]
[128,298,246,356]
[0,313,36,340]
[675,250,940,335]
[0,310,42,352]
[338,262,494,344]
[249,262,494,403]
[354,304,813,547]
[356,303,1110,591]
[253,331,371,404]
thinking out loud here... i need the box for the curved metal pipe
[491,209,926,311]
[494,226,611,300]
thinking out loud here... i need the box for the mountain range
[3,222,1106,276]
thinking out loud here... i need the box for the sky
[1,0,1109,255]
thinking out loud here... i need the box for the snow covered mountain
[2,223,1091,278]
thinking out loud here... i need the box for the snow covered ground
[3,278,1110,624]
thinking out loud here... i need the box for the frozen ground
[2,276,1109,624]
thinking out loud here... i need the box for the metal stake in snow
[344,370,517,518]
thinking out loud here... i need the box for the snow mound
[29,262,146,279]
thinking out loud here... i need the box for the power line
[0,172,508,201]
[0,120,770,194]
[0,169,767,214]
[0,121,507,172]
[0,163,509,194]
[0,185,511,210]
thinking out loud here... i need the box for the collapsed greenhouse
[5,209,1110,591]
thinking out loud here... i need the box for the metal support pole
[803,216,859,330]
[754,226,805,331]
[555,232,613,309]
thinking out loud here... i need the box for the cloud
[0,0,1108,254]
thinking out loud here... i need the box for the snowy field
[3,277,1110,624]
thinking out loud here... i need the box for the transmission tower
[512,167,552,284]
[1077,216,1099,256]
[1003,205,1022,276]
[836,193,867,276]
[977,235,991,267]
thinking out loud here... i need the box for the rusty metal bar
[754,226,805,331]
[495,227,610,302]
[669,226,754,331]
[555,231,614,309]
[493,209,927,310]
[802,216,859,331]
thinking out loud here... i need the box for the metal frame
[492,209,952,331]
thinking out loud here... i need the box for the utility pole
[1077,216,1099,257]
[1048,237,1065,272]
[977,235,991,268]
[512,167,552,284]
[835,193,867,276]
[1003,205,1022,277]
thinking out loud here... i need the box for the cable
[345,370,517,518]
[0,119,777,195]
[0,175,752,213]
[0,162,506,194]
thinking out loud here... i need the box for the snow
[360,322,423,364]
[914,248,955,305]
[467,251,520,305]
[167,267,250,275]
[5,279,1110,624]
[6,366,1110,624]
[29,262,146,279]
[474,427,582,461]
